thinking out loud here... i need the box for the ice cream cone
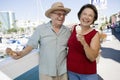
[76,25,81,34]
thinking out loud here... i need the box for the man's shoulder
[36,23,49,29]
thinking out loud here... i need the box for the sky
[0,0,120,24]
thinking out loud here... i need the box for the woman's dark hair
[77,4,98,23]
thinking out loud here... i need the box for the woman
[67,4,100,80]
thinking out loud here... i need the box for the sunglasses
[52,12,67,17]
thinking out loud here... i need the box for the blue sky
[0,0,120,24]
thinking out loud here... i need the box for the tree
[7,28,17,33]
[0,21,2,28]
[0,21,3,32]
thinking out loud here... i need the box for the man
[6,2,71,80]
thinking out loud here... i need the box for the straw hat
[45,2,71,18]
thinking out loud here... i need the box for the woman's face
[79,8,95,27]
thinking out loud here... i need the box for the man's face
[50,10,66,26]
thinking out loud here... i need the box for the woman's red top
[67,25,98,74]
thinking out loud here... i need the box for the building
[0,11,16,32]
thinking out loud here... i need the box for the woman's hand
[76,33,86,45]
